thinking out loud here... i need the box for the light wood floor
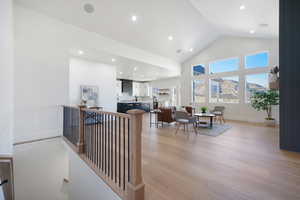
[141,114,300,200]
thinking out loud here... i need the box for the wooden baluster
[127,118,130,183]
[111,115,114,180]
[96,113,99,168]
[101,113,104,171]
[126,109,145,200]
[104,114,107,174]
[123,117,126,191]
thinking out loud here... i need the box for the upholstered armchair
[157,107,176,126]
[211,106,225,124]
[174,111,198,135]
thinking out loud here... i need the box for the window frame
[209,57,240,74]
[244,51,270,69]
[209,75,240,104]
[192,79,206,104]
[244,72,269,103]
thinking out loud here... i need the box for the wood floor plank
[141,114,300,200]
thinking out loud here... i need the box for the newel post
[78,105,86,154]
[126,109,145,200]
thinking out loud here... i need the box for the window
[210,58,239,74]
[245,73,269,103]
[192,80,205,103]
[245,52,269,69]
[192,65,205,76]
[210,76,239,103]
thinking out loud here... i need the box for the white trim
[189,51,271,106]
[191,79,206,104]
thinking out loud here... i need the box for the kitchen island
[117,102,151,113]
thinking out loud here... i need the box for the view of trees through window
[210,76,239,103]
[192,80,205,103]
[245,73,269,102]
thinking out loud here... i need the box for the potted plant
[250,90,279,127]
[201,106,208,113]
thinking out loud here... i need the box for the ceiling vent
[83,3,95,14]
[176,49,182,54]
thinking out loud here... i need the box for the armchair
[174,111,198,135]
[211,106,225,124]
[157,107,176,126]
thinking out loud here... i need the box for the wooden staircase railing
[63,106,145,200]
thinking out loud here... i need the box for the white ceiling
[69,48,173,82]
[15,0,279,80]
[189,0,279,38]
[15,0,220,63]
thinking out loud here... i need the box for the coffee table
[194,113,216,128]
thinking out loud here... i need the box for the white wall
[151,77,180,89]
[69,58,117,112]
[151,77,181,106]
[181,36,279,123]
[67,146,121,200]
[14,4,180,143]
[0,0,14,155]
[14,138,68,200]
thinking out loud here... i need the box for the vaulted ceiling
[15,0,279,80]
[189,0,279,38]
[15,0,220,63]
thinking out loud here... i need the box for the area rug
[197,124,232,137]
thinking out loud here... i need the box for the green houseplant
[201,106,208,113]
[250,90,279,126]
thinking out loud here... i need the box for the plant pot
[265,118,276,127]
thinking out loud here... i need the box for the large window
[210,76,239,103]
[245,73,269,103]
[245,52,269,69]
[192,65,205,76]
[192,80,205,103]
[209,58,239,74]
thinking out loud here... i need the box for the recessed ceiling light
[83,3,95,13]
[78,50,84,55]
[134,67,138,71]
[249,30,255,34]
[131,15,137,22]
[240,5,246,10]
[119,72,123,75]
[189,48,194,52]
[111,58,116,62]
[168,36,174,41]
